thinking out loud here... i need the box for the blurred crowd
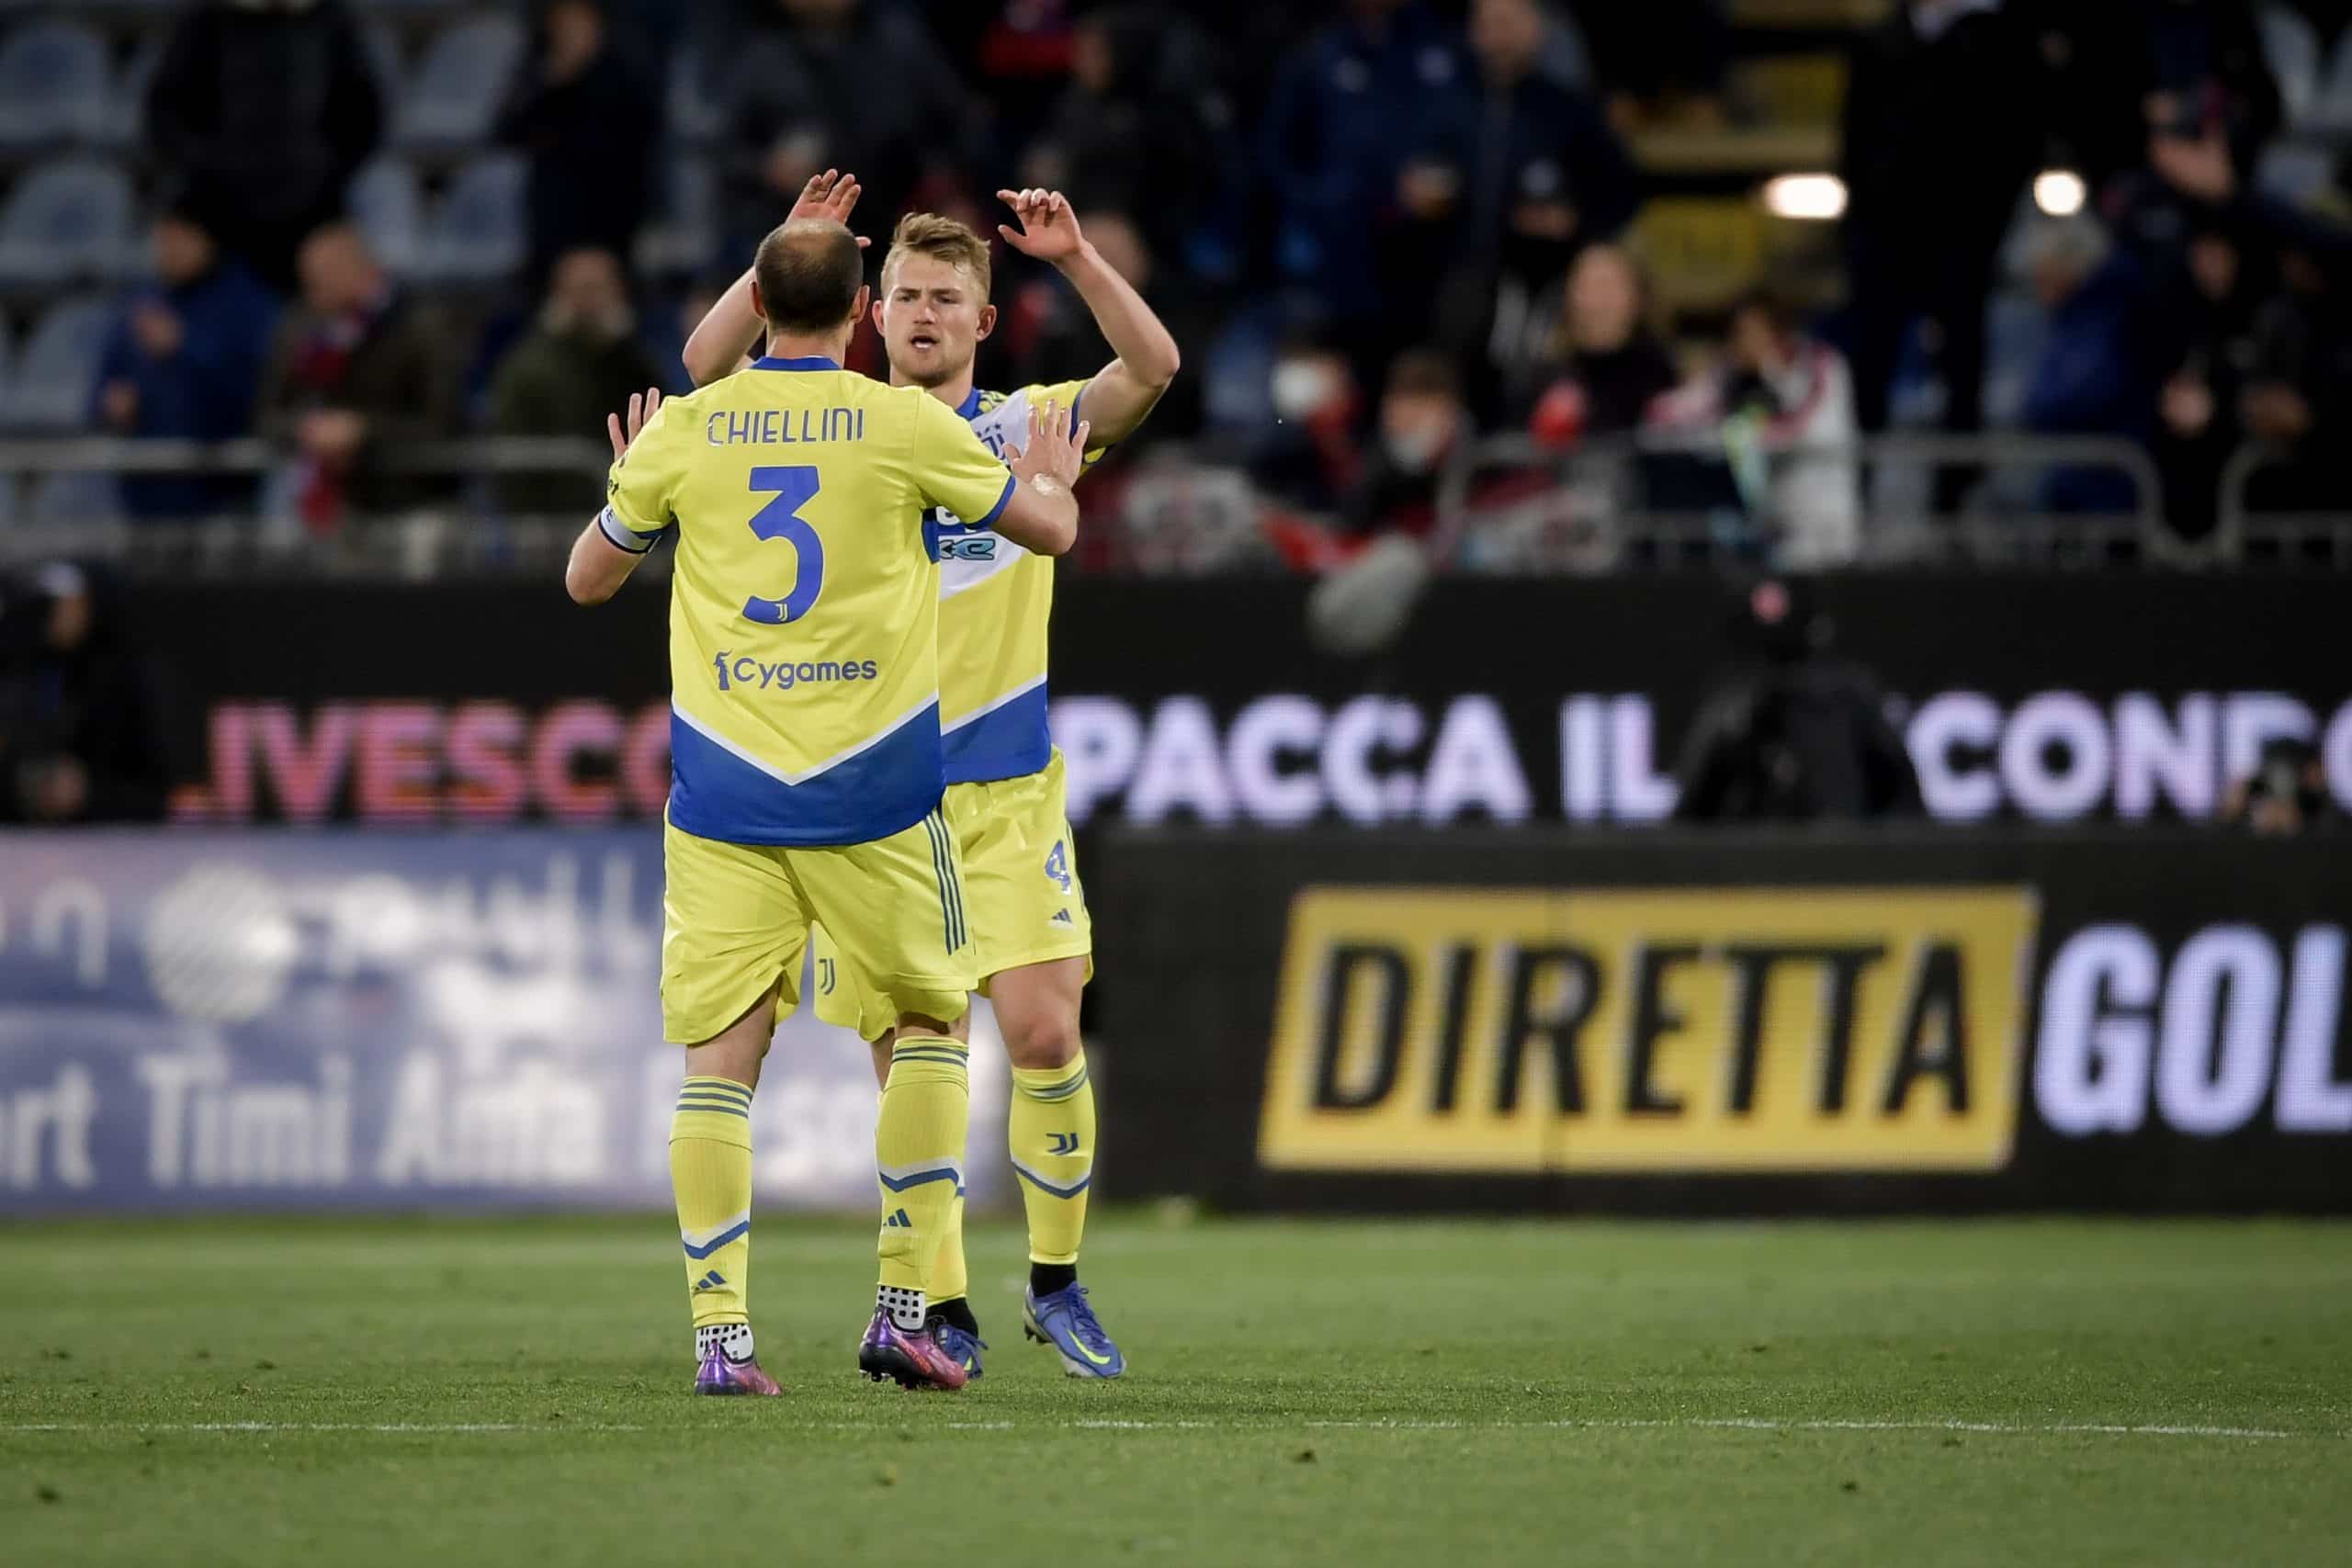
[12,0,2352,558]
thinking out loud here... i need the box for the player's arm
[566,389,668,604]
[997,188,1180,444]
[678,266,762,388]
[908,390,1084,558]
[681,170,868,386]
[997,399,1089,557]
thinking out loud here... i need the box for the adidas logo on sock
[694,1269,727,1292]
[884,1208,913,1228]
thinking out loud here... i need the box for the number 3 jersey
[933,380,1105,784]
[601,355,1017,847]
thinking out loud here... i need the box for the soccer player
[682,183,1178,1379]
[567,215,1091,1394]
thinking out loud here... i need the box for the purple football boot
[693,1349,784,1396]
[856,1309,971,1391]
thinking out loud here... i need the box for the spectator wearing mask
[0,564,175,825]
[1511,242,1679,445]
[497,0,661,283]
[718,0,979,254]
[487,248,666,516]
[1653,289,1861,568]
[1261,1,1469,369]
[91,209,279,520]
[257,224,457,528]
[1340,349,1469,539]
[144,0,384,293]
[2017,218,2158,515]
[1840,0,2041,506]
[1403,0,1639,380]
[1673,578,1920,824]
[1250,335,1365,515]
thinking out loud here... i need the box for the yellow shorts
[813,750,1092,1040]
[661,808,977,1045]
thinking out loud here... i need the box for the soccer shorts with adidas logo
[813,750,1093,1038]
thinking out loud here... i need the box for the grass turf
[0,1215,2346,1566]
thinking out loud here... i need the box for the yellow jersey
[601,354,1017,846]
[929,378,1105,784]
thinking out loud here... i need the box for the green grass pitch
[2,1214,2346,1565]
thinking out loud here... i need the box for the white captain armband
[597,506,658,555]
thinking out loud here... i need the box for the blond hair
[881,211,993,300]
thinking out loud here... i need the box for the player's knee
[890,1009,969,1043]
[1003,1008,1081,1070]
[683,985,778,1084]
[684,1032,765,1089]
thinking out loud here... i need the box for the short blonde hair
[881,211,992,300]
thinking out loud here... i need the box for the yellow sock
[931,1187,969,1307]
[875,1035,969,1313]
[1010,1052,1094,1266]
[671,1076,753,1337]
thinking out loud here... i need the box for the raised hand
[791,169,872,250]
[996,187,1084,265]
[1009,398,1091,493]
[607,387,662,460]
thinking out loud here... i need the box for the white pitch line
[0,1416,2332,1440]
[1303,1417,2316,1440]
[0,1422,650,1434]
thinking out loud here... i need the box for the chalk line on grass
[1,1416,2331,1441]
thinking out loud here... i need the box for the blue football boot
[1023,1284,1125,1379]
[933,1320,987,1381]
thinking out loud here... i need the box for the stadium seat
[2314,28,2352,136]
[98,38,165,148]
[0,314,11,493]
[417,154,526,282]
[1631,197,1767,316]
[0,159,136,286]
[1200,311,1279,436]
[2260,4,2324,130]
[2255,141,2335,204]
[0,22,113,147]
[635,153,718,277]
[348,157,425,278]
[364,22,405,100]
[1981,288,2049,429]
[667,44,722,143]
[28,468,124,525]
[2,295,110,431]
[1728,54,1848,130]
[399,15,526,146]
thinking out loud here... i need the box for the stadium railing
[2215,440,2352,569]
[1430,430,2193,572]
[0,433,609,577]
[0,430,2341,576]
